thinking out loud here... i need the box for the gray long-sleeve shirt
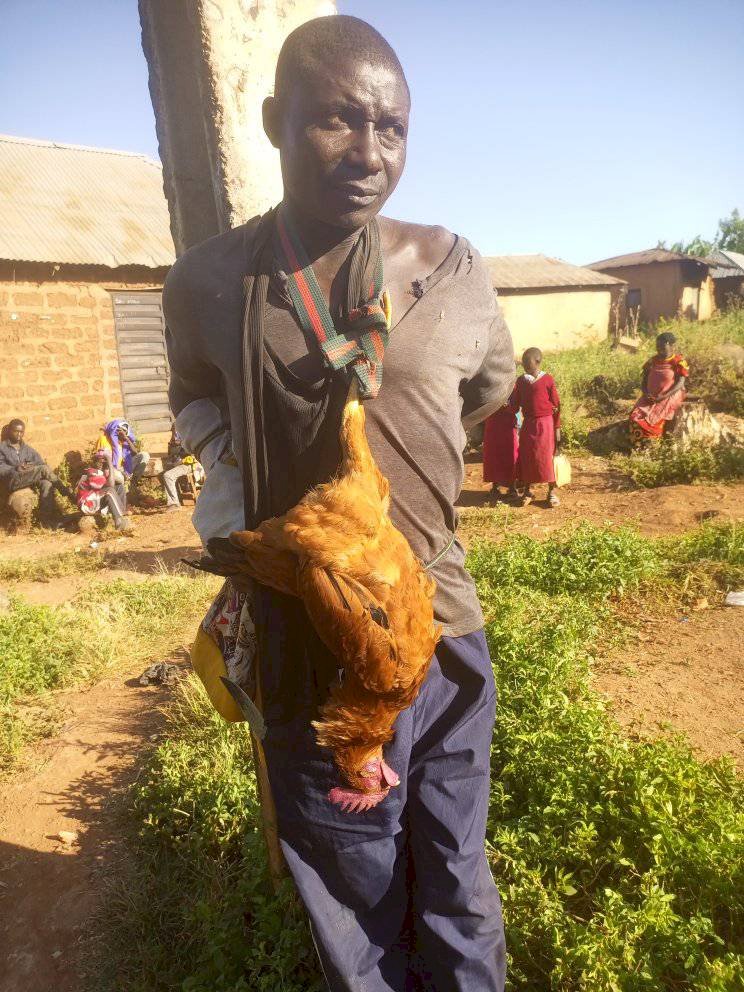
[0,440,45,484]
[163,222,515,637]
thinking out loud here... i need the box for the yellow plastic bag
[553,453,572,488]
[190,626,243,723]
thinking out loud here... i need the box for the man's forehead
[292,56,409,115]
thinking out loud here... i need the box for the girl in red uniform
[629,332,689,444]
[482,400,519,502]
[513,347,561,507]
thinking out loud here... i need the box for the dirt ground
[593,605,743,769]
[0,462,742,990]
[0,502,202,568]
[459,453,744,541]
[0,654,188,992]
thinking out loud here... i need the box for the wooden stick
[251,667,287,888]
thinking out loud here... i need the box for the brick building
[0,134,175,466]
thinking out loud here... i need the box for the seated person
[629,332,689,444]
[161,424,196,512]
[95,419,149,510]
[75,449,131,531]
[0,418,72,528]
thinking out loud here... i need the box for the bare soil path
[593,605,743,768]
[0,654,187,992]
[459,453,744,541]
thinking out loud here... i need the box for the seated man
[161,424,193,512]
[0,418,72,530]
[95,419,150,510]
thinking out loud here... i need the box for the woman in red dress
[513,348,561,507]
[629,332,689,444]
[482,399,519,502]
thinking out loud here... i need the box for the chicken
[213,380,440,812]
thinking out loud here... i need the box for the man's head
[656,332,676,358]
[5,419,24,445]
[264,15,410,231]
[116,421,130,440]
[522,348,543,376]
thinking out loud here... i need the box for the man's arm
[461,304,516,431]
[162,258,222,417]
[19,444,45,469]
[0,446,15,482]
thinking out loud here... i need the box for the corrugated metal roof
[706,248,744,280]
[719,248,744,271]
[0,134,175,268]
[485,254,626,290]
[587,247,711,270]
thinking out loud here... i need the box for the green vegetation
[660,207,744,257]
[614,441,744,489]
[0,549,108,582]
[0,573,219,767]
[545,308,744,450]
[99,523,743,992]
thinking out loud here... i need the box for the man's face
[267,55,410,230]
[8,423,24,445]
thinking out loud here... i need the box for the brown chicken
[221,381,440,812]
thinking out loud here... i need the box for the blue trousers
[257,590,506,992]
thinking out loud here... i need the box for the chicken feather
[228,380,440,808]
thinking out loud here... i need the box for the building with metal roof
[0,135,176,462]
[486,254,625,291]
[587,247,714,325]
[706,248,744,309]
[484,254,626,356]
[0,134,174,268]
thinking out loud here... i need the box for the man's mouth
[332,183,381,206]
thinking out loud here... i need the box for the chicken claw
[328,757,401,814]
[328,786,390,813]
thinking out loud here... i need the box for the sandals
[548,491,561,508]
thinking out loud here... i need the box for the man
[0,418,71,529]
[164,16,513,991]
[161,424,193,511]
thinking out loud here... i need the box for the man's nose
[347,123,383,175]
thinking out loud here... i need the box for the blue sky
[1,0,742,263]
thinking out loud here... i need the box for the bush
[614,441,744,487]
[467,523,660,598]
[104,524,744,992]
[546,310,744,449]
[0,573,219,767]
[98,680,323,992]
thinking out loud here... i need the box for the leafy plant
[0,573,219,768]
[101,524,744,992]
[614,441,744,488]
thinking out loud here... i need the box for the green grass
[0,573,219,768]
[0,549,108,582]
[96,523,744,992]
[544,308,744,450]
[613,441,744,488]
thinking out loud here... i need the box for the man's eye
[323,115,349,130]
[379,124,405,140]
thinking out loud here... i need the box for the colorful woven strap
[274,209,389,399]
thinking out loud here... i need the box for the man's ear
[263,96,281,149]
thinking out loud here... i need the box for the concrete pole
[139,0,336,886]
[139,0,336,255]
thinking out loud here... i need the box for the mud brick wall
[0,262,168,467]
